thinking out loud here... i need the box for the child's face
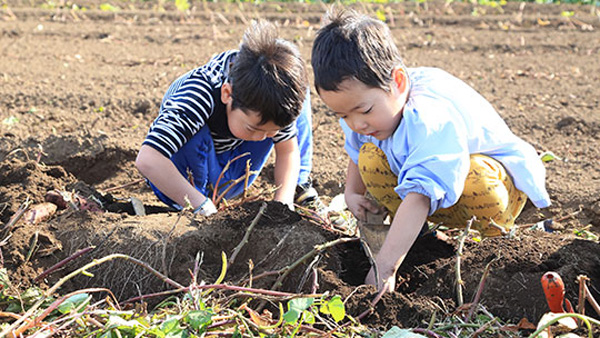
[227,107,280,142]
[318,77,405,141]
[221,82,280,141]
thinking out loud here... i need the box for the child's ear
[221,82,233,104]
[392,67,407,94]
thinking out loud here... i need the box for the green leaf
[165,328,188,338]
[106,315,144,330]
[561,11,574,17]
[57,293,89,314]
[175,0,190,12]
[283,308,301,324]
[319,302,330,315]
[99,3,119,12]
[185,310,213,331]
[283,297,314,323]
[20,287,43,302]
[381,326,427,337]
[99,331,116,338]
[540,151,562,162]
[302,311,315,324]
[326,295,345,322]
[160,316,181,333]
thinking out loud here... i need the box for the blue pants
[150,92,313,210]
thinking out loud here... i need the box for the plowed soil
[1,0,599,332]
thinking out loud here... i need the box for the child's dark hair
[230,20,308,127]
[312,8,404,92]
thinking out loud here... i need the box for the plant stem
[455,217,474,307]
[412,328,444,338]
[123,283,324,304]
[99,178,145,193]
[229,202,267,266]
[528,313,600,338]
[578,275,587,316]
[582,277,600,316]
[34,246,96,282]
[355,286,387,321]
[1,253,184,337]
[271,237,358,291]
[466,254,499,321]
[212,152,250,203]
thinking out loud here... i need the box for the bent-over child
[311,9,551,292]
[136,20,322,216]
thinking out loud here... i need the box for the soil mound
[2,156,599,329]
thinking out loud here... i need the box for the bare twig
[24,231,39,264]
[356,286,387,321]
[99,178,146,193]
[518,205,583,229]
[470,317,498,337]
[297,254,321,293]
[123,282,323,304]
[214,168,259,207]
[466,254,500,321]
[1,148,30,162]
[243,157,251,200]
[360,238,380,291]
[271,237,358,291]
[412,328,444,338]
[310,264,319,294]
[7,287,115,338]
[229,202,267,265]
[212,152,251,203]
[581,276,600,316]
[456,217,475,307]
[578,275,587,316]
[162,209,185,276]
[254,224,296,269]
[34,246,96,282]
[1,253,185,338]
[1,198,32,237]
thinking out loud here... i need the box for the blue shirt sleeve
[393,101,471,214]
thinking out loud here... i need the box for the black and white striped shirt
[143,50,296,158]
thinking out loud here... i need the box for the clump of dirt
[329,231,600,329]
[3,180,343,300]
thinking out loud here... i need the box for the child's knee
[432,155,526,237]
[463,155,511,209]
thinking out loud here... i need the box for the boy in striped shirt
[136,20,321,216]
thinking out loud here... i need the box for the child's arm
[345,160,385,221]
[273,137,300,208]
[136,145,211,211]
[365,192,430,292]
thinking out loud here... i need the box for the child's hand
[345,193,385,222]
[193,198,218,216]
[365,266,396,293]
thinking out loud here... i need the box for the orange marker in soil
[541,271,575,313]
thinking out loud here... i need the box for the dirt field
[1,0,599,332]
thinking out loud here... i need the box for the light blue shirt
[342,67,551,215]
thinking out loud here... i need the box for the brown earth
[1,0,600,332]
